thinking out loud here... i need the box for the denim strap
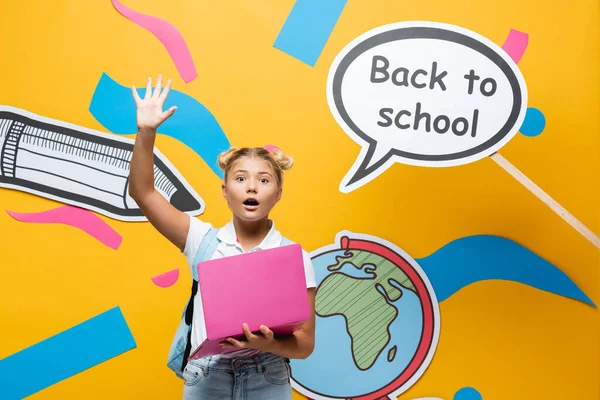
[191,227,221,281]
[182,227,221,371]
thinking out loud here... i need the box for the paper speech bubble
[327,21,528,193]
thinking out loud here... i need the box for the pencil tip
[170,189,201,212]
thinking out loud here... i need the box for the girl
[128,74,316,400]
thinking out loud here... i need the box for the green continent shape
[316,250,417,370]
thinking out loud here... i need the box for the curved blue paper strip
[89,72,230,179]
[415,235,595,307]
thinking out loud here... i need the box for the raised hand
[131,74,177,132]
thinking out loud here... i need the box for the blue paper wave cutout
[89,72,230,179]
[415,235,595,307]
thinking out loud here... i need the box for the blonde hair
[217,146,294,186]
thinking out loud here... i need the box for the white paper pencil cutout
[0,106,205,222]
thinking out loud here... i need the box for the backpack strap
[190,227,221,281]
[182,227,221,371]
[280,236,294,246]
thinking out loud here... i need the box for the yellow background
[1,0,598,399]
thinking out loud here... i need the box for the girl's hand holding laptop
[219,323,276,352]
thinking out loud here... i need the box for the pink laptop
[188,243,310,360]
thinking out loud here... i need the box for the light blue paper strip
[274,0,347,66]
[0,306,136,400]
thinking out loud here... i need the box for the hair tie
[263,144,281,154]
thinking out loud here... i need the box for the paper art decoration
[501,29,528,63]
[454,387,483,400]
[499,30,547,138]
[0,307,136,400]
[408,387,483,400]
[326,21,599,249]
[6,205,123,250]
[327,21,528,189]
[274,0,348,66]
[111,0,197,83]
[290,231,594,400]
[292,231,440,399]
[519,107,546,137]
[491,30,596,248]
[0,105,204,222]
[151,268,180,288]
[89,72,231,180]
[311,386,484,400]
[415,234,595,305]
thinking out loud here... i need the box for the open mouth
[243,198,259,207]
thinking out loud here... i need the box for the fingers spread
[153,74,163,98]
[161,105,177,120]
[131,86,141,103]
[159,79,172,101]
[144,77,152,99]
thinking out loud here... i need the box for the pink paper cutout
[6,206,122,250]
[502,29,529,63]
[151,268,180,288]
[111,0,197,83]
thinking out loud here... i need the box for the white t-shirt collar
[217,219,282,251]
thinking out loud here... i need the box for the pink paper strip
[6,206,122,250]
[502,29,529,63]
[111,0,197,83]
[151,268,180,288]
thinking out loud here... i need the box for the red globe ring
[338,236,437,400]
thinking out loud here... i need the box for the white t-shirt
[183,215,316,359]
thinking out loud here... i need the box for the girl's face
[222,156,282,222]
